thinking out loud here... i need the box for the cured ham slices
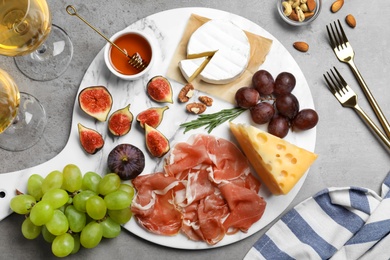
[131,134,266,245]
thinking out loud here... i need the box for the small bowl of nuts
[277,0,322,26]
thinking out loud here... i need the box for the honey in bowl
[109,33,152,75]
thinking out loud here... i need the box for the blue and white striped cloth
[245,171,390,260]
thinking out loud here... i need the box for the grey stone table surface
[1,0,389,259]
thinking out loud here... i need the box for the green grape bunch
[9,164,135,258]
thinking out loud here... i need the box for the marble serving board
[0,7,316,249]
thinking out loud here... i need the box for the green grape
[42,225,56,243]
[41,188,69,209]
[52,233,74,258]
[30,200,54,226]
[80,221,103,249]
[45,209,69,236]
[42,170,63,194]
[73,190,96,212]
[108,207,132,224]
[10,194,36,215]
[65,205,86,233]
[58,204,66,213]
[27,174,44,201]
[82,171,102,193]
[98,173,120,196]
[71,233,81,255]
[21,217,42,240]
[85,195,107,220]
[100,217,121,238]
[104,190,132,210]
[62,164,82,192]
[118,183,135,198]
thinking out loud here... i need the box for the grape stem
[180,107,247,133]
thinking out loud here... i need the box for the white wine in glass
[0,0,73,81]
[0,68,46,151]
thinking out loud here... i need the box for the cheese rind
[186,19,250,84]
[229,122,317,195]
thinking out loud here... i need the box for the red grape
[252,70,274,95]
[274,72,296,96]
[268,114,290,138]
[250,102,275,124]
[235,86,259,108]
[275,93,299,119]
[292,109,319,130]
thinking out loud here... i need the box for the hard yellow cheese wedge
[229,122,318,195]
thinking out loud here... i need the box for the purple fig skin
[107,144,145,180]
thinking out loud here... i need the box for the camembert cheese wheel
[229,123,318,195]
[181,19,250,84]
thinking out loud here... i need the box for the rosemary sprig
[180,107,247,133]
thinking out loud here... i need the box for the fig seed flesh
[78,86,113,121]
[144,124,170,158]
[78,123,104,154]
[136,106,169,128]
[108,104,133,136]
[146,76,173,103]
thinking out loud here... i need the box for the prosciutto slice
[131,134,266,245]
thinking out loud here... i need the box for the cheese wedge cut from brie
[229,122,318,195]
[183,19,250,84]
[178,56,210,83]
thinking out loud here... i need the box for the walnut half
[198,96,213,106]
[186,102,207,114]
[178,83,195,103]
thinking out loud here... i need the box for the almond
[288,10,299,21]
[293,41,309,52]
[306,0,316,12]
[331,0,344,13]
[345,14,356,28]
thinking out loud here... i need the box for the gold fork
[326,20,390,139]
[324,67,390,150]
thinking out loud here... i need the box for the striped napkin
[245,171,390,260]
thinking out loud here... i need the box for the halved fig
[144,123,170,158]
[78,86,113,121]
[78,123,104,154]
[108,104,133,136]
[146,76,173,103]
[107,143,145,180]
[136,106,169,129]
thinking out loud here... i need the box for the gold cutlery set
[324,20,390,150]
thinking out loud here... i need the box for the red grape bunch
[235,70,318,138]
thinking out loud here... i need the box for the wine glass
[0,68,46,151]
[0,0,73,81]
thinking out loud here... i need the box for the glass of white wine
[0,68,46,151]
[0,0,73,81]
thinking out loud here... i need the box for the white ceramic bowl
[104,29,155,80]
[277,0,322,26]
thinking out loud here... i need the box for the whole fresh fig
[107,144,145,180]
